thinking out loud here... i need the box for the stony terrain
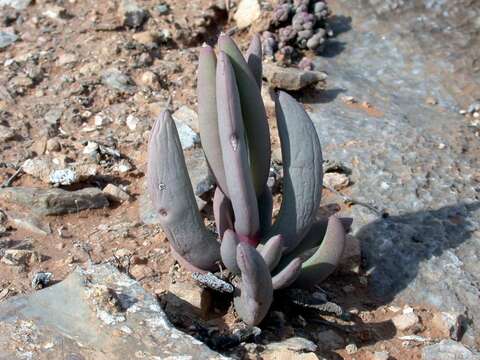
[1,0,480,359]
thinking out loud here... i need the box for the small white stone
[438,143,446,149]
[172,106,199,133]
[392,312,419,331]
[103,184,130,202]
[234,0,261,29]
[175,122,199,150]
[94,113,108,126]
[473,112,480,118]
[323,172,350,190]
[373,351,389,360]
[83,141,99,155]
[126,114,139,130]
[345,343,358,354]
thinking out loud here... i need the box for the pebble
[233,0,261,29]
[372,351,389,360]
[10,213,51,236]
[262,337,319,360]
[425,96,438,105]
[431,311,464,341]
[44,107,63,125]
[165,281,212,319]
[43,5,67,20]
[126,114,140,130]
[94,113,108,127]
[130,264,154,279]
[140,71,160,89]
[118,0,149,29]
[175,122,200,150]
[345,343,358,354]
[323,172,350,190]
[103,184,130,202]
[1,249,42,266]
[102,68,136,93]
[46,138,61,152]
[392,311,420,331]
[172,105,199,133]
[31,271,53,290]
[0,0,31,10]
[264,63,327,91]
[155,3,169,15]
[0,30,18,49]
[0,124,16,141]
[57,53,77,66]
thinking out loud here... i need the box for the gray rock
[265,337,318,353]
[173,105,199,133]
[233,0,261,29]
[1,249,42,266]
[102,68,136,93]
[103,183,130,202]
[119,0,149,29]
[264,63,327,90]
[0,187,109,215]
[44,107,63,125]
[0,124,15,141]
[373,351,390,360]
[0,264,227,359]
[9,212,51,236]
[0,30,17,49]
[176,121,200,150]
[184,147,215,196]
[309,0,480,347]
[31,271,53,290]
[314,329,345,350]
[22,157,98,185]
[422,340,479,360]
[0,0,30,10]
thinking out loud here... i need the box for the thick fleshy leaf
[258,234,284,271]
[267,91,323,252]
[257,185,273,237]
[245,33,262,89]
[216,51,259,241]
[233,243,273,326]
[220,229,241,275]
[272,257,302,290]
[294,216,346,288]
[218,34,271,196]
[147,110,220,271]
[213,187,234,238]
[275,217,352,273]
[198,44,228,195]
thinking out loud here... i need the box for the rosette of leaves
[147,34,349,326]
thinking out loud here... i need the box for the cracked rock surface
[0,263,227,359]
[308,0,480,348]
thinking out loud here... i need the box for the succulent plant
[262,0,333,65]
[147,34,350,326]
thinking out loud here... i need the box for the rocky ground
[0,0,480,359]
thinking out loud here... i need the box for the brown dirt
[0,0,455,359]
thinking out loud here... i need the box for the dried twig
[1,165,23,188]
[192,272,234,293]
[285,288,345,318]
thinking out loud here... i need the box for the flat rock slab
[0,263,227,359]
[0,187,109,215]
[310,0,480,348]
